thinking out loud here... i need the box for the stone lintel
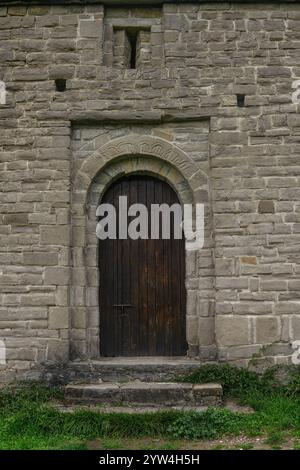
[70,110,163,125]
[70,110,211,126]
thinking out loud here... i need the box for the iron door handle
[113,305,135,316]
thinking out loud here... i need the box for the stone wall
[1,1,300,380]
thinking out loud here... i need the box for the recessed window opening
[128,30,138,69]
[237,94,245,107]
[113,27,150,70]
[55,79,67,92]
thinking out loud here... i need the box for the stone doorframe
[71,134,216,360]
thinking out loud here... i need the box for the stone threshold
[67,356,203,382]
[71,356,202,366]
[26,357,205,385]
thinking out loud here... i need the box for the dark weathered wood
[99,175,186,357]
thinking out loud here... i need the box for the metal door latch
[112,305,135,316]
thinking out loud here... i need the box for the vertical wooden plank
[154,179,164,355]
[146,178,156,355]
[165,183,173,355]
[138,177,149,354]
[120,179,130,355]
[112,182,119,356]
[129,177,139,354]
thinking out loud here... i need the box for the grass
[265,431,285,447]
[234,443,254,450]
[177,363,300,399]
[0,364,299,449]
[101,438,124,450]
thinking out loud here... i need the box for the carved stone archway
[70,135,216,361]
[75,135,209,200]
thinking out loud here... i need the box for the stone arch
[75,135,209,203]
[87,155,195,221]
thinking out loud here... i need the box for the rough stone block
[216,316,249,346]
[199,317,215,346]
[261,280,287,291]
[40,226,70,246]
[44,267,70,286]
[256,317,281,344]
[23,252,58,266]
[215,258,235,275]
[49,307,69,329]
[46,340,69,362]
[193,384,223,406]
[186,316,199,346]
[79,20,102,38]
[240,256,257,265]
[3,213,28,225]
[258,200,275,213]
[8,6,26,16]
[20,294,55,306]
[28,6,50,15]
[292,316,300,340]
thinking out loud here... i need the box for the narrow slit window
[113,28,151,70]
[129,31,138,69]
[55,79,66,92]
[237,94,245,107]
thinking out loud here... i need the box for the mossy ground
[0,364,299,450]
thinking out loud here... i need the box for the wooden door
[99,175,186,356]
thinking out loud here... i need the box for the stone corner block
[216,316,249,347]
[49,307,69,329]
[46,340,69,363]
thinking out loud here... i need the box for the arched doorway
[99,174,187,356]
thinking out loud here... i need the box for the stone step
[65,382,223,407]
[36,357,204,384]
